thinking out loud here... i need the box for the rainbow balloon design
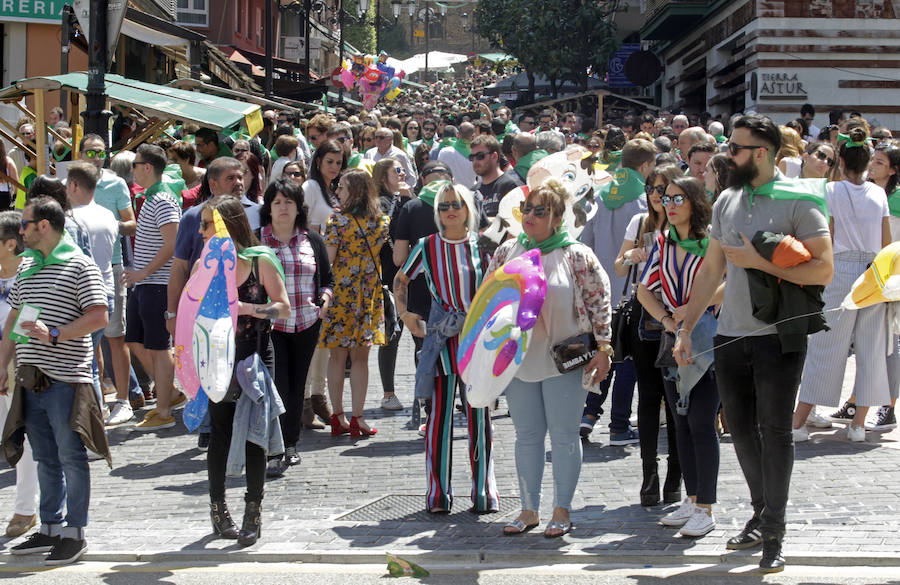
[174,209,238,403]
[458,249,547,407]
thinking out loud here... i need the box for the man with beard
[672,114,833,574]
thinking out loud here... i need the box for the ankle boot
[210,500,239,539]
[310,394,332,421]
[301,399,325,429]
[238,499,262,546]
[640,460,660,506]
[663,457,682,504]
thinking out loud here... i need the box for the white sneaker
[792,425,809,442]
[105,400,134,426]
[381,394,404,411]
[806,407,833,429]
[659,498,697,526]
[678,507,715,537]
[418,423,427,437]
[848,424,866,442]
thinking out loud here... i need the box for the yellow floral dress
[320,211,390,348]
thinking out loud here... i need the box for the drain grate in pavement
[336,494,519,524]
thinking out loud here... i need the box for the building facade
[642,0,900,132]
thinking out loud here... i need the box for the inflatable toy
[842,241,900,309]
[458,249,547,407]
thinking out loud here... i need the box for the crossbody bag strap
[621,214,645,298]
[351,215,386,288]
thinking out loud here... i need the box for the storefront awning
[0,73,262,134]
[478,53,516,63]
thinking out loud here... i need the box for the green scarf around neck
[18,231,82,279]
[889,187,900,219]
[517,226,578,254]
[417,179,452,207]
[597,167,645,210]
[514,149,549,180]
[668,225,708,258]
[451,138,471,159]
[746,175,827,216]
[237,246,286,282]
[602,150,622,169]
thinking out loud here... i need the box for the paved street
[1,334,898,577]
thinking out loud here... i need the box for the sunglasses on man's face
[424,127,436,133]
[520,203,548,217]
[813,150,835,167]
[468,151,490,162]
[83,149,106,160]
[285,171,304,178]
[727,142,764,156]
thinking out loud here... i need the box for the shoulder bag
[609,216,644,363]
[352,215,401,344]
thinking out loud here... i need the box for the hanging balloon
[340,68,356,90]
[385,87,402,101]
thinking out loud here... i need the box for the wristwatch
[164,311,177,320]
[597,343,614,359]
[49,327,60,346]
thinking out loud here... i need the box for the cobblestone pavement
[1,335,898,569]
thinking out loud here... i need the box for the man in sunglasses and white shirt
[471,135,523,218]
[364,127,416,180]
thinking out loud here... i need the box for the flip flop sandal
[543,520,572,539]
[503,518,539,536]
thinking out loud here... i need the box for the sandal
[503,518,539,536]
[543,520,572,539]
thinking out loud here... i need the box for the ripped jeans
[505,370,586,511]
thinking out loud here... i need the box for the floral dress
[320,211,390,348]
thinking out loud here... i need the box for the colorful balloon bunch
[336,52,405,110]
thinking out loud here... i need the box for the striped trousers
[798,252,890,408]
[425,338,500,513]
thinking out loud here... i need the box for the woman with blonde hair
[491,178,613,538]
[321,168,389,437]
[776,126,805,178]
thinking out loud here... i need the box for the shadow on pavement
[109,448,207,480]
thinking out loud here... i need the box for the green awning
[0,73,263,135]
[401,78,427,90]
[478,53,516,63]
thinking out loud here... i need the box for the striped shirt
[260,226,319,333]
[402,233,486,312]
[133,190,181,286]
[640,230,705,312]
[9,253,108,384]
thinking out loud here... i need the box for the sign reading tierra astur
[759,72,808,98]
[0,0,73,23]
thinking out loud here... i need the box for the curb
[4,548,899,568]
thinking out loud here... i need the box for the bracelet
[677,328,692,336]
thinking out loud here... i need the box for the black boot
[210,500,238,539]
[640,460,660,506]
[238,499,262,546]
[663,457,682,504]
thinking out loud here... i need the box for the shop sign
[0,0,73,24]
[758,72,807,98]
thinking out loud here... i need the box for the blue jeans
[24,381,90,529]
[505,370,587,510]
[583,360,636,433]
[714,334,805,541]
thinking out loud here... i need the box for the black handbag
[353,216,402,344]
[609,216,644,363]
[551,333,598,373]
[655,331,678,369]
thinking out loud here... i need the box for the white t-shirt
[302,179,334,234]
[826,181,889,254]
[623,212,662,275]
[72,201,118,294]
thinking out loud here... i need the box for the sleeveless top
[226,257,273,401]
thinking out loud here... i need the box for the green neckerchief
[417,179,452,207]
[237,246,286,282]
[714,134,726,144]
[517,226,578,254]
[52,146,71,162]
[837,132,867,148]
[746,173,828,216]
[602,150,622,169]
[423,137,434,148]
[402,136,409,151]
[439,137,456,150]
[668,225,708,258]
[18,231,81,279]
[596,167,645,210]
[348,152,363,168]
[889,187,900,219]
[514,149,549,179]
[452,138,471,159]
[139,178,184,206]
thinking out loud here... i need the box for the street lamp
[391,0,401,19]
[408,0,415,50]
[461,11,475,53]
[358,0,368,17]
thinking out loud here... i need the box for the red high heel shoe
[349,416,377,437]
[330,413,350,436]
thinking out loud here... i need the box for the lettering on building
[759,72,808,98]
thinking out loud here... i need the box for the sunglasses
[232,148,249,154]
[728,142,764,156]
[334,136,349,143]
[645,184,666,196]
[132,160,149,168]
[813,150,835,167]
[661,194,686,207]
[83,149,107,159]
[424,127,436,132]
[468,151,490,162]
[20,219,38,230]
[520,203,548,217]
[437,200,463,212]
[393,167,405,174]
[285,171,304,178]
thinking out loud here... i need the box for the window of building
[235,0,241,34]
[176,0,208,27]
[255,7,263,47]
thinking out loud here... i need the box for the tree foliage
[475,0,618,97]
[344,0,377,54]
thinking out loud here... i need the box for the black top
[392,197,439,318]
[476,170,524,217]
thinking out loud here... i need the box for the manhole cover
[336,495,519,524]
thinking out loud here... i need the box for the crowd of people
[0,59,895,575]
